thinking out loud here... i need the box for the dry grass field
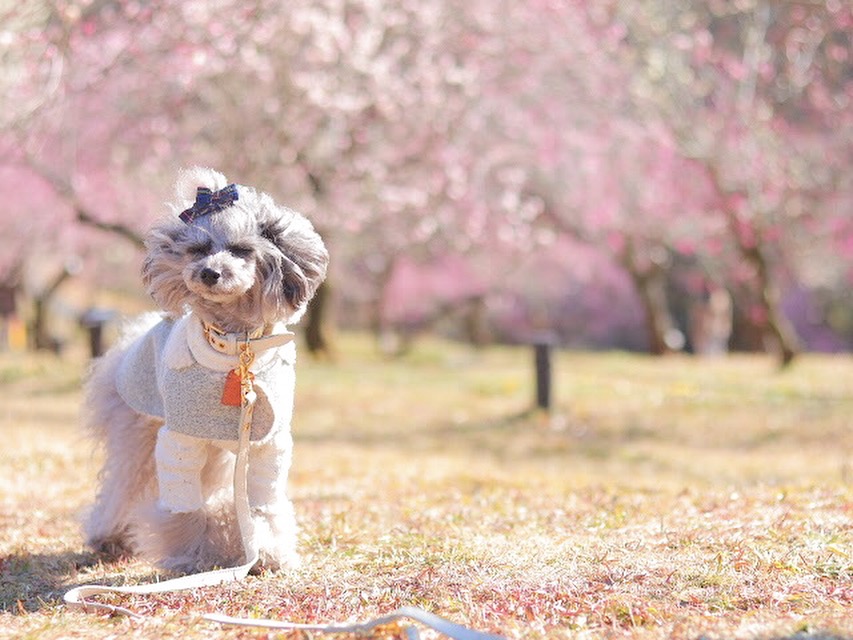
[0,335,851,639]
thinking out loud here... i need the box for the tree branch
[19,153,146,249]
[76,208,145,249]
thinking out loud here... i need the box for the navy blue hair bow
[179,184,239,224]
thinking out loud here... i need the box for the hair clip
[179,184,239,224]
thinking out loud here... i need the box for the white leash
[65,340,505,639]
[204,606,506,639]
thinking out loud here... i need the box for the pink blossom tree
[615,0,853,363]
[4,0,850,357]
[0,2,167,347]
[458,0,851,360]
[439,1,723,354]
[3,0,498,352]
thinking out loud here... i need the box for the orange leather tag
[221,369,245,406]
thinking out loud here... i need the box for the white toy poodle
[83,167,328,573]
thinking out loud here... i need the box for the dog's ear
[141,223,190,315]
[261,211,329,310]
[278,255,312,309]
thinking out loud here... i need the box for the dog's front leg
[133,426,221,572]
[154,426,209,513]
[246,431,299,571]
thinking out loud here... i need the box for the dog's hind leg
[83,348,160,556]
[85,411,160,556]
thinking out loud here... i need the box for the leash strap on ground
[62,557,258,619]
[204,606,507,640]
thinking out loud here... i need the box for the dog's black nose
[200,268,221,286]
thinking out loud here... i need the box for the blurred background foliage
[0,0,851,364]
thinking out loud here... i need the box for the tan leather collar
[202,322,295,355]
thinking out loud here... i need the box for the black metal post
[534,338,553,412]
[80,308,115,358]
[87,322,105,358]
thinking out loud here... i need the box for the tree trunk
[694,160,802,366]
[462,296,491,348]
[629,269,681,355]
[304,280,331,356]
[747,246,801,367]
[368,258,399,354]
[763,292,799,367]
[621,243,681,356]
[31,265,74,352]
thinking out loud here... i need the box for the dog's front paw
[251,509,300,572]
[249,553,300,575]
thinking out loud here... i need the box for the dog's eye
[261,226,275,243]
[188,241,212,256]
[261,224,280,244]
[228,244,254,259]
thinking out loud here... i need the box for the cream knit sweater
[115,314,295,443]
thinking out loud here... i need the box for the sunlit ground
[0,336,851,639]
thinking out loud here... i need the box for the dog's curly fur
[84,167,328,573]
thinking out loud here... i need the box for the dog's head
[142,167,329,330]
